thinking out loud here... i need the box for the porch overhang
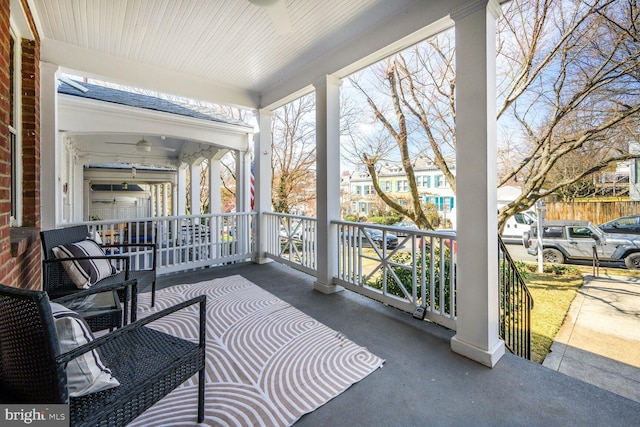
[34,0,507,367]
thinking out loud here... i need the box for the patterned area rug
[127,275,385,426]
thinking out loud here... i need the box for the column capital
[312,74,343,90]
[450,0,502,22]
[255,108,273,117]
[40,61,61,75]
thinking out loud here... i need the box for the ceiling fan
[104,138,176,153]
[248,0,292,35]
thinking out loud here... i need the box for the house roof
[58,80,250,128]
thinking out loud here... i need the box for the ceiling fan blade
[104,141,135,146]
[265,1,291,35]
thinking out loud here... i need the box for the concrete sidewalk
[543,274,640,403]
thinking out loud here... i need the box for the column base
[451,335,505,368]
[313,280,344,294]
[252,257,273,265]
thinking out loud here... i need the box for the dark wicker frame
[0,283,206,426]
[53,281,133,333]
[41,225,158,327]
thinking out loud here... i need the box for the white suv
[523,220,640,269]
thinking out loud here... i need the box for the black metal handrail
[592,245,600,277]
[498,236,534,360]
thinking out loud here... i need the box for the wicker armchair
[41,225,158,327]
[0,283,206,426]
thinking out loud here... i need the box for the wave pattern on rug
[127,275,384,427]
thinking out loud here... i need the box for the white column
[313,75,343,294]
[149,184,156,217]
[155,185,162,217]
[234,150,251,255]
[209,156,222,214]
[190,162,201,215]
[83,179,91,221]
[450,0,505,368]
[253,111,273,264]
[235,150,250,213]
[72,159,84,221]
[163,184,169,216]
[40,62,60,230]
[177,165,187,216]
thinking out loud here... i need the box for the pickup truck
[523,220,640,269]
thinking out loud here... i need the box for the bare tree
[496,0,640,227]
[271,94,317,214]
[345,0,640,230]
[345,30,457,230]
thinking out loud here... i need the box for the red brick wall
[0,0,42,289]
[21,38,39,228]
[0,0,13,285]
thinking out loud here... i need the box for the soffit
[29,0,470,109]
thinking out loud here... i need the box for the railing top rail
[263,212,317,221]
[332,220,457,240]
[66,212,256,227]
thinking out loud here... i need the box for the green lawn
[524,271,584,363]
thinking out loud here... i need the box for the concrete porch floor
[155,262,640,426]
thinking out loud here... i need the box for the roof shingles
[58,80,249,126]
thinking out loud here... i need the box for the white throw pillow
[50,302,120,397]
[52,239,118,289]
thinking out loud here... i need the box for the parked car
[342,227,398,249]
[414,230,457,253]
[501,210,537,244]
[599,215,640,235]
[391,221,420,237]
[523,220,640,269]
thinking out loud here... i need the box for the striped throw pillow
[52,240,118,289]
[50,302,120,397]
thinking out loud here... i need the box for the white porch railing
[333,220,457,331]
[261,214,457,331]
[264,212,318,275]
[76,212,456,331]
[75,213,255,275]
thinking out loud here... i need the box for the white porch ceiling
[28,0,471,109]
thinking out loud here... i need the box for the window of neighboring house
[395,180,408,192]
[425,176,431,188]
[434,197,442,210]
[9,34,19,225]
[434,175,441,187]
[416,176,422,187]
[354,185,361,195]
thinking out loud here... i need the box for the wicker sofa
[0,283,206,426]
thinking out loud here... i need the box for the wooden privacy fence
[545,201,640,224]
